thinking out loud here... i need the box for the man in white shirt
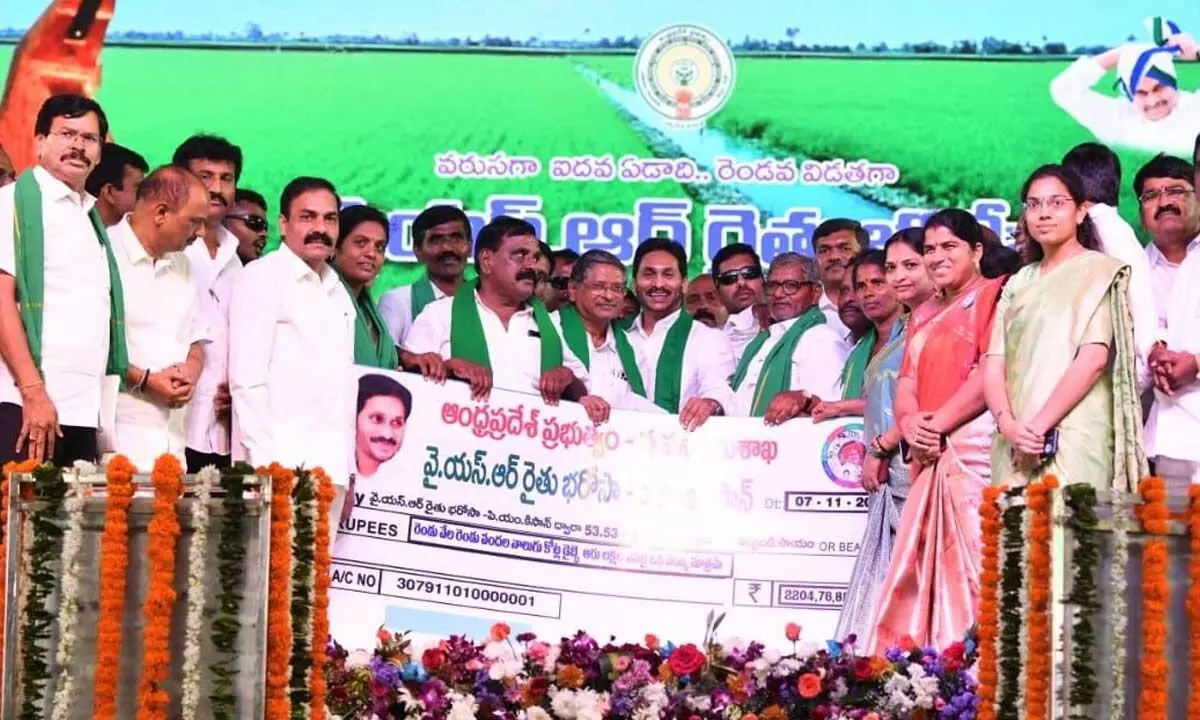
[551,250,662,413]
[1136,154,1200,328]
[175,134,246,472]
[104,166,210,470]
[84,143,148,227]
[711,243,768,358]
[229,176,356,534]
[1062,142,1158,391]
[1051,28,1200,156]
[683,274,727,329]
[379,205,470,349]
[546,248,579,312]
[0,94,121,465]
[404,216,607,422]
[627,238,735,431]
[813,218,865,338]
[730,253,848,421]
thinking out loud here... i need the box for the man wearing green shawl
[332,204,402,371]
[729,253,848,423]
[627,238,735,431]
[550,250,663,414]
[378,205,470,349]
[0,94,128,465]
[404,216,609,424]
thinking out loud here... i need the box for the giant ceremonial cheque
[5,0,1200,718]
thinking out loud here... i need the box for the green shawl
[449,280,563,371]
[13,170,128,382]
[646,311,695,413]
[558,304,646,397]
[840,329,875,400]
[338,271,399,369]
[411,273,438,320]
[730,305,826,416]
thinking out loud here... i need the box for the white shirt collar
[33,165,96,210]
[1146,235,1200,268]
[819,290,837,312]
[632,307,683,339]
[724,305,758,333]
[277,242,340,288]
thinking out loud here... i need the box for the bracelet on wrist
[136,368,151,392]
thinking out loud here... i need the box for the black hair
[412,205,471,249]
[551,248,580,270]
[710,242,761,278]
[235,188,267,210]
[338,204,390,249]
[632,237,688,276]
[1019,164,1102,263]
[279,176,339,218]
[357,373,412,419]
[34,94,108,139]
[981,244,1023,278]
[172,134,244,180]
[1133,153,1194,199]
[813,218,868,252]
[923,208,986,248]
[883,227,925,255]
[849,248,887,286]
[84,142,148,197]
[1062,142,1121,207]
[570,249,626,284]
[473,216,538,266]
[536,241,553,266]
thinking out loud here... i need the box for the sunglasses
[549,276,571,290]
[229,213,268,233]
[716,266,763,286]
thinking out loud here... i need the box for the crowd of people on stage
[1,93,1199,654]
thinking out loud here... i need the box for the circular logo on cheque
[821,422,866,489]
[634,23,736,128]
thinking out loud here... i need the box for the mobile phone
[1041,428,1059,464]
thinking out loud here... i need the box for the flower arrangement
[266,463,296,720]
[50,462,92,719]
[1023,476,1056,720]
[975,486,1003,720]
[19,462,67,718]
[182,465,218,719]
[0,459,38,679]
[1062,484,1099,719]
[210,461,254,718]
[93,455,136,720]
[137,454,185,720]
[311,467,337,720]
[326,618,979,720]
[1136,477,1168,720]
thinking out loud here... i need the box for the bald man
[101,166,211,469]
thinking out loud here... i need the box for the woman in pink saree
[864,209,1007,652]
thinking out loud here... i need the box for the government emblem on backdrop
[821,422,865,490]
[633,23,736,130]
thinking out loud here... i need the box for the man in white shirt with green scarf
[380,205,470,349]
[0,94,128,465]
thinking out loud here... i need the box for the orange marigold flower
[761,705,787,720]
[557,664,585,689]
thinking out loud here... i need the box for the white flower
[50,469,89,720]
[543,644,562,671]
[830,676,849,701]
[762,648,781,665]
[181,466,218,719]
[526,707,553,720]
[686,695,712,712]
[723,636,745,652]
[447,692,479,720]
[347,649,372,668]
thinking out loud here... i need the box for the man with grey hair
[551,250,661,413]
[729,252,848,423]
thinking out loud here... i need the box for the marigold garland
[996,487,1025,720]
[210,462,252,719]
[92,456,136,720]
[1063,483,1099,719]
[136,454,185,720]
[309,468,336,720]
[1137,477,1169,720]
[289,468,317,718]
[1024,476,1057,720]
[19,463,67,718]
[977,484,1004,720]
[0,459,38,681]
[265,463,296,720]
[1188,486,1200,718]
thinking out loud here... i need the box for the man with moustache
[404,217,607,422]
[711,243,769,358]
[552,250,661,412]
[353,373,412,483]
[224,189,269,264]
[229,176,356,539]
[102,166,210,469]
[380,205,470,347]
[813,219,867,338]
[838,297,872,347]
[730,253,847,422]
[0,94,127,464]
[546,248,579,312]
[533,241,555,307]
[684,274,728,329]
[1137,155,1200,330]
[85,143,148,228]
[628,238,735,430]
[175,134,247,472]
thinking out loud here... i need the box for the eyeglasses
[1022,195,1074,213]
[51,128,102,147]
[580,281,626,295]
[716,266,763,286]
[549,276,570,290]
[229,213,268,233]
[765,279,815,295]
[1139,186,1193,205]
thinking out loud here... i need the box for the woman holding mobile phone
[983,164,1144,491]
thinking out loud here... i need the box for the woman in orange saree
[864,208,1008,653]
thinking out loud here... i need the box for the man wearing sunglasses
[711,243,769,358]
[224,188,269,264]
[546,248,579,312]
[176,133,245,472]
[729,253,848,423]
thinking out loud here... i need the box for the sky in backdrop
[0,0,1193,47]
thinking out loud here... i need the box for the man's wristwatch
[708,399,725,416]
